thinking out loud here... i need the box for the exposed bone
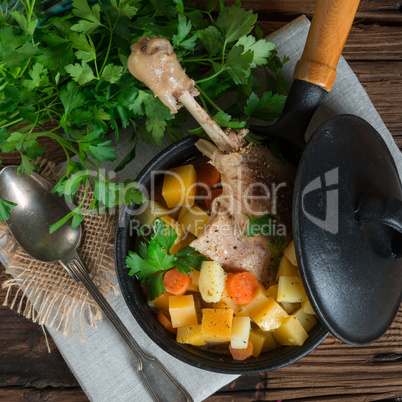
[178,91,233,152]
[195,139,219,160]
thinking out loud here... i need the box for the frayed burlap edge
[0,160,119,340]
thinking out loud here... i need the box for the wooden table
[1,1,401,400]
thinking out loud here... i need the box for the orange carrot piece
[197,163,220,189]
[204,188,223,212]
[226,272,259,305]
[163,267,191,296]
[157,311,177,334]
[229,341,254,361]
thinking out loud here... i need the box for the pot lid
[293,114,402,345]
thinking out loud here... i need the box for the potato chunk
[277,276,307,303]
[137,200,170,228]
[230,316,251,349]
[266,284,278,300]
[178,205,210,236]
[201,308,233,342]
[147,291,173,312]
[249,328,278,357]
[301,298,315,315]
[169,295,198,328]
[187,268,200,292]
[252,297,288,331]
[198,261,227,303]
[293,308,318,333]
[276,255,299,280]
[162,164,197,208]
[272,315,308,346]
[210,288,240,313]
[177,324,207,346]
[283,240,298,266]
[236,282,269,317]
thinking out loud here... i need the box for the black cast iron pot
[114,135,329,374]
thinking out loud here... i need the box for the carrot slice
[163,267,191,296]
[157,311,177,334]
[226,272,259,305]
[197,163,220,189]
[204,188,222,212]
[229,341,254,361]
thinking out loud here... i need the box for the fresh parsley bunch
[0,0,288,227]
[126,218,207,300]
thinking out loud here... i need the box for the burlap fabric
[0,160,118,339]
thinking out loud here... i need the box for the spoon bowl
[0,166,80,262]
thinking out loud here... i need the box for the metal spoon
[0,165,193,402]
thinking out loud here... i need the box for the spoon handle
[60,252,193,402]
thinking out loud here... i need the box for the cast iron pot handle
[355,195,402,259]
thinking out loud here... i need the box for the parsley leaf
[244,92,286,121]
[175,246,207,274]
[217,6,257,43]
[0,198,17,221]
[235,35,276,68]
[198,26,224,57]
[65,61,96,85]
[244,213,276,237]
[126,218,207,300]
[172,14,198,51]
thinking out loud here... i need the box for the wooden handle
[293,0,360,91]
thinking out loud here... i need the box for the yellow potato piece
[276,255,299,281]
[169,295,198,328]
[178,205,210,237]
[176,324,207,346]
[137,200,170,228]
[266,284,278,300]
[211,288,240,313]
[201,308,233,342]
[249,328,278,357]
[301,298,315,315]
[252,297,288,331]
[272,315,308,346]
[162,164,197,208]
[147,291,173,312]
[230,316,251,349]
[293,308,318,333]
[280,301,300,315]
[236,282,269,317]
[283,240,298,266]
[198,261,227,303]
[187,268,200,292]
[277,276,307,303]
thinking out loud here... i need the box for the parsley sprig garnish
[0,0,288,229]
[126,218,207,300]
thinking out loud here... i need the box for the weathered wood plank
[0,388,88,401]
[219,0,402,24]
[349,61,402,147]
[0,284,79,389]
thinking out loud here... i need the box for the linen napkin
[1,15,401,402]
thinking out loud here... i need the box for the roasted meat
[128,37,296,285]
[191,143,295,284]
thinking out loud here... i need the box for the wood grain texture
[1,0,401,400]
